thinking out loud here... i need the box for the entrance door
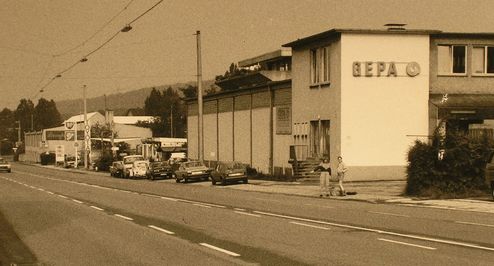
[310,120,330,158]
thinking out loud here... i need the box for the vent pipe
[384,23,407,31]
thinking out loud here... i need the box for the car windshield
[124,156,145,164]
[135,162,147,167]
[185,161,204,168]
[218,162,244,171]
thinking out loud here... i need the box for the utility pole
[196,30,203,162]
[31,114,34,132]
[16,120,21,145]
[170,104,173,138]
[83,85,88,169]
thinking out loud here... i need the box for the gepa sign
[352,61,420,77]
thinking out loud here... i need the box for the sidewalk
[27,163,494,214]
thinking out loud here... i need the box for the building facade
[186,26,494,180]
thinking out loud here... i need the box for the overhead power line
[53,0,136,57]
[35,0,164,96]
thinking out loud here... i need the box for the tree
[180,85,197,99]
[14,98,35,139]
[144,88,165,116]
[34,98,62,131]
[0,108,15,155]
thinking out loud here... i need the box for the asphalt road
[1,163,494,265]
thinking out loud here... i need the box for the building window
[310,46,330,84]
[473,46,494,74]
[438,45,466,75]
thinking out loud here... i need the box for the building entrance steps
[291,157,320,178]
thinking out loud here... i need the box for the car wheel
[221,178,226,186]
[8,169,11,173]
[211,179,216,185]
[243,178,248,184]
[173,174,180,183]
[183,176,188,183]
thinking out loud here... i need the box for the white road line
[368,211,410,218]
[72,199,83,204]
[148,225,175,235]
[233,208,246,211]
[90,206,104,211]
[46,191,54,195]
[455,221,494,228]
[199,243,240,257]
[37,188,45,191]
[114,214,134,221]
[290,221,330,230]
[202,203,226,208]
[193,203,212,208]
[378,238,437,250]
[161,196,179,202]
[57,195,68,199]
[234,211,261,217]
[252,210,494,252]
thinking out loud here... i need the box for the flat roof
[283,28,442,48]
[238,48,291,67]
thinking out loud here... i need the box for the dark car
[173,160,210,183]
[485,153,494,200]
[110,161,123,177]
[0,158,11,173]
[210,161,248,185]
[148,161,172,180]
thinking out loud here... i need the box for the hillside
[56,80,215,119]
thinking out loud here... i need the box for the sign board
[65,131,75,141]
[55,145,65,163]
[111,147,119,151]
[276,105,292,135]
[65,121,75,130]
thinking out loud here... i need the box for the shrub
[406,123,492,198]
[95,151,113,171]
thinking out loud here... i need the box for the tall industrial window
[310,46,330,84]
[438,45,466,74]
[473,46,494,74]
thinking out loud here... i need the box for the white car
[121,155,147,178]
[0,158,11,173]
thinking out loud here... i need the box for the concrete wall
[187,114,198,160]
[203,113,218,161]
[252,107,270,173]
[340,33,430,179]
[430,36,494,94]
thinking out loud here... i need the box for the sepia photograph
[1,0,494,265]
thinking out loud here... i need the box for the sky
[1,0,494,110]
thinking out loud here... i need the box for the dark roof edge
[283,28,442,48]
[432,32,494,38]
[184,79,291,103]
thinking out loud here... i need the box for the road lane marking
[368,211,410,218]
[252,210,494,252]
[199,243,240,257]
[234,208,246,211]
[455,221,494,228]
[57,195,68,199]
[148,225,175,235]
[46,191,54,195]
[193,203,212,208]
[90,206,104,211]
[114,214,134,221]
[161,196,179,202]
[378,238,436,250]
[290,221,330,230]
[234,211,261,218]
[72,199,83,204]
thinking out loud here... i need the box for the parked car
[485,152,494,200]
[121,155,147,178]
[132,160,150,179]
[0,158,11,173]
[211,161,248,185]
[173,160,211,183]
[110,161,123,177]
[148,161,172,180]
[63,155,79,168]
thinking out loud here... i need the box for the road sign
[74,142,79,148]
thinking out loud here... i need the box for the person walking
[312,158,332,197]
[337,156,348,196]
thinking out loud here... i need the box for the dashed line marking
[193,203,212,208]
[199,243,240,257]
[114,214,133,221]
[148,225,175,235]
[161,196,179,202]
[233,208,246,211]
[368,211,410,218]
[455,221,494,228]
[234,211,261,218]
[72,199,83,204]
[378,238,436,250]
[90,206,104,211]
[290,221,330,230]
[57,195,68,199]
[46,191,54,195]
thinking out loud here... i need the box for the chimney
[384,23,407,31]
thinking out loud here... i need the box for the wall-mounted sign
[276,106,292,135]
[352,61,420,77]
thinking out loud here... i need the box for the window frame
[472,45,494,76]
[437,44,467,76]
[309,45,330,86]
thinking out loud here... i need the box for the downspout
[269,85,274,175]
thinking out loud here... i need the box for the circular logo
[406,62,421,77]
